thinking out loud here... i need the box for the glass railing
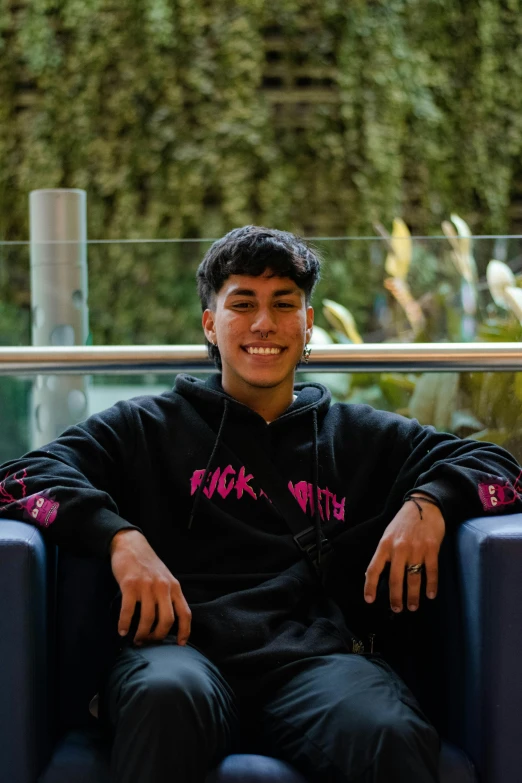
[2,235,522,348]
[1,365,522,465]
[2,236,522,464]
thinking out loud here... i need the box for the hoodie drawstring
[187,399,229,530]
[311,408,323,566]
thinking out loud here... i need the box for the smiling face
[202,270,313,405]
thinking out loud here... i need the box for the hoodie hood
[175,373,331,423]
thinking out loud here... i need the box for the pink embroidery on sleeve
[0,471,59,528]
[0,470,27,505]
[478,481,519,511]
[478,469,522,512]
[19,494,59,527]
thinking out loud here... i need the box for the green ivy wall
[1,0,522,348]
[2,0,522,240]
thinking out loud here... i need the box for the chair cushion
[38,729,477,783]
[438,741,477,783]
[206,754,308,782]
[38,730,111,783]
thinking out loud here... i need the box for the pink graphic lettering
[204,468,221,499]
[306,483,315,515]
[322,487,334,521]
[217,465,236,499]
[289,480,308,513]
[235,466,257,500]
[333,495,345,521]
[315,487,325,521]
[290,480,345,522]
[189,465,345,521]
[190,469,206,496]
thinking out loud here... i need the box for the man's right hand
[110,529,191,646]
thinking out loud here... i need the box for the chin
[242,373,284,389]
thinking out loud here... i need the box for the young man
[1,225,521,783]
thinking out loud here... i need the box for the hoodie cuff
[403,480,465,527]
[77,508,143,559]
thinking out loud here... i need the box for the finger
[364,545,389,603]
[424,550,439,599]
[389,552,407,612]
[148,583,175,641]
[406,561,423,611]
[172,587,192,645]
[134,590,156,644]
[118,586,137,637]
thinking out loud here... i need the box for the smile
[245,347,283,355]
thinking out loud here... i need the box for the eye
[491,497,498,506]
[36,497,45,507]
[275,302,295,308]
[231,302,253,309]
[489,485,496,494]
[32,508,39,518]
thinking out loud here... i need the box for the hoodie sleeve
[395,418,522,526]
[0,400,143,558]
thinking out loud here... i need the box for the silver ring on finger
[406,563,423,575]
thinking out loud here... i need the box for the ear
[202,309,216,345]
[305,306,314,344]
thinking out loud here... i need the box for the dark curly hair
[196,225,321,368]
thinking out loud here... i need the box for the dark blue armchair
[2,514,522,783]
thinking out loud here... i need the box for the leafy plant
[315,217,522,462]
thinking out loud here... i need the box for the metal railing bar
[2,234,522,247]
[0,344,521,375]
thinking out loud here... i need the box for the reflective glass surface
[1,370,522,466]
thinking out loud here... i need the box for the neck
[221,374,295,422]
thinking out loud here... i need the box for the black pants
[100,638,440,783]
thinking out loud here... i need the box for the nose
[251,306,276,334]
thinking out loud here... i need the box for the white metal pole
[30,189,89,448]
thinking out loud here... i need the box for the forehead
[218,273,303,298]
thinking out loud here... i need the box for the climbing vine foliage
[2,0,522,346]
[1,0,522,240]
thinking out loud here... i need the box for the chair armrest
[0,520,55,783]
[456,513,522,782]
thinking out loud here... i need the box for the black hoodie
[1,373,521,675]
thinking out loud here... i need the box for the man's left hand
[363,496,446,612]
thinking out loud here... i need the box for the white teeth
[247,347,282,355]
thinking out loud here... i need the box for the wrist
[110,528,144,555]
[404,492,442,520]
[404,490,441,506]
[408,492,438,503]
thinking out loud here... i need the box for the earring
[302,345,312,364]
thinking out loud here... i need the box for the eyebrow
[225,287,300,298]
